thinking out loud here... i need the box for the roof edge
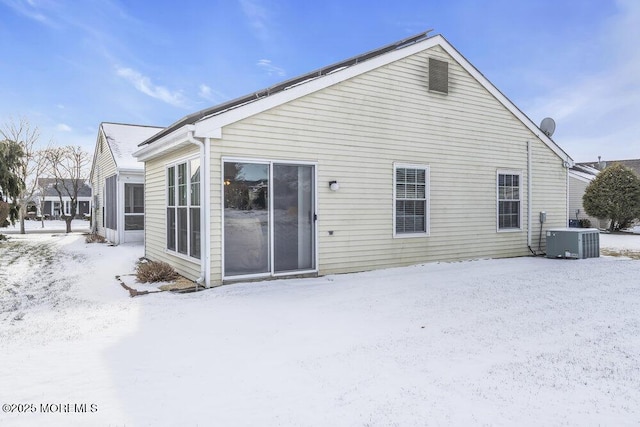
[139,30,434,147]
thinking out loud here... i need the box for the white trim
[138,36,573,166]
[122,182,144,234]
[203,138,212,287]
[189,35,572,164]
[134,125,196,162]
[565,167,570,228]
[165,155,202,262]
[393,162,430,238]
[496,169,524,233]
[221,157,318,281]
[568,169,594,184]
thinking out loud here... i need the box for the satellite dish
[540,117,556,137]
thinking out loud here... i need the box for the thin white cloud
[116,66,187,108]
[55,123,72,132]
[239,0,271,41]
[0,0,51,25]
[257,59,286,77]
[525,0,640,162]
[198,84,225,103]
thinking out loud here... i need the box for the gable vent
[428,58,449,94]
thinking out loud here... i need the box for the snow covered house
[133,32,574,287]
[90,122,163,244]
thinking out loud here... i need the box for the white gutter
[134,125,196,162]
[203,137,212,287]
[186,131,208,288]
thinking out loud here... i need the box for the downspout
[203,138,212,288]
[565,158,570,229]
[91,166,99,234]
[186,131,208,288]
[527,140,534,254]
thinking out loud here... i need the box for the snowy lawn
[2,219,91,234]
[1,232,639,426]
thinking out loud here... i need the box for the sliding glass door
[223,162,270,276]
[224,161,315,278]
[273,164,314,273]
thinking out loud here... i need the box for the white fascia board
[188,34,572,167]
[133,125,196,161]
[89,126,106,183]
[435,37,574,165]
[116,167,144,175]
[569,170,595,184]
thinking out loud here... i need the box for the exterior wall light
[329,181,339,191]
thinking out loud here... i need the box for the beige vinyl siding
[144,145,201,280]
[569,175,603,228]
[530,140,570,250]
[91,132,117,238]
[205,45,568,281]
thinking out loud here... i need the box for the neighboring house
[34,178,92,219]
[90,122,163,244]
[568,164,604,228]
[578,158,640,176]
[133,31,574,287]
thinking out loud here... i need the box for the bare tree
[44,146,91,233]
[1,117,48,234]
[33,166,50,228]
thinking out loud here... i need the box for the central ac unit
[545,228,600,259]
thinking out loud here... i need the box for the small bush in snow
[136,260,179,283]
[85,233,106,244]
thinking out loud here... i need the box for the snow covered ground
[1,232,639,426]
[2,219,91,234]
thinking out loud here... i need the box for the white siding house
[568,165,603,228]
[134,32,574,287]
[90,122,162,244]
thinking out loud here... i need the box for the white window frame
[166,156,201,261]
[221,157,319,281]
[124,183,144,231]
[496,169,523,232]
[393,163,430,238]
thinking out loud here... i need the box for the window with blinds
[497,171,522,230]
[394,164,430,237]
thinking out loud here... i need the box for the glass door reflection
[224,162,269,276]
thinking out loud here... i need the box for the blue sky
[0,0,637,162]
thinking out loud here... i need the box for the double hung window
[394,164,430,236]
[497,171,522,230]
[167,158,201,259]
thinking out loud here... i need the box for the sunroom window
[166,159,201,259]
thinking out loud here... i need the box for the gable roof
[578,159,640,176]
[101,122,163,170]
[37,178,92,197]
[135,32,573,165]
[569,164,599,184]
[138,31,434,147]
